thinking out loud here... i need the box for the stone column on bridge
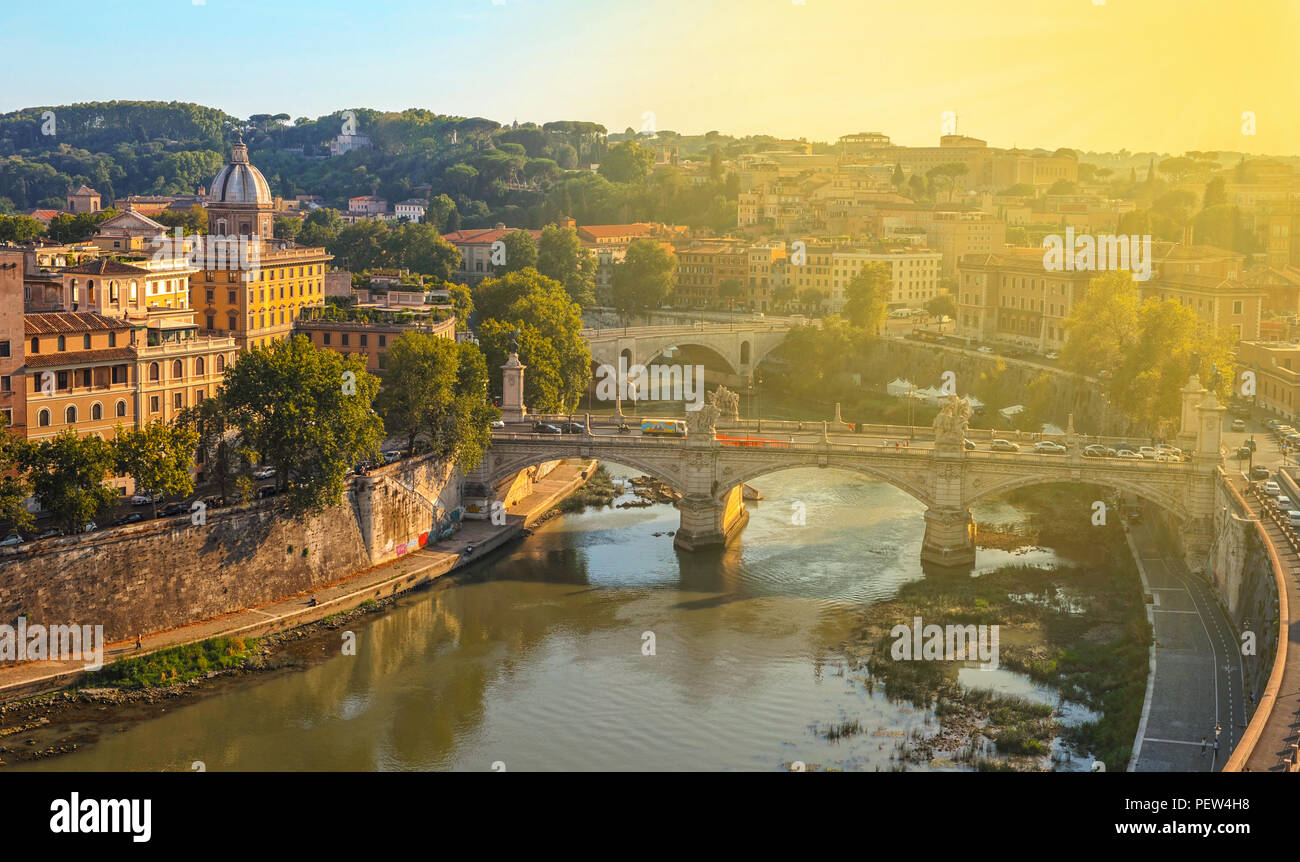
[922,396,976,569]
[1176,373,1207,454]
[1183,389,1228,574]
[673,404,749,551]
[501,353,527,424]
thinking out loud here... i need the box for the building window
[1233,300,1243,315]
[173,393,183,409]
[65,405,77,424]
[360,334,368,347]
[0,341,8,358]
[341,333,349,346]
[196,357,205,375]
[38,409,50,427]
[150,396,160,413]
[92,403,102,421]
[149,362,160,382]
[323,333,331,345]
[108,331,116,347]
[116,400,127,418]
[172,360,183,379]
[217,354,226,373]
[57,336,66,351]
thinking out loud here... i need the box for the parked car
[561,422,587,434]
[1250,466,1272,480]
[1115,449,1142,459]
[1264,481,1282,496]
[1138,446,1159,459]
[382,451,401,464]
[491,420,506,430]
[1288,511,1300,528]
[1034,441,1068,454]
[257,485,279,499]
[130,493,158,506]
[1154,451,1182,463]
[977,346,994,354]
[1083,444,1115,457]
[1044,352,1059,361]
[34,528,60,540]
[1231,419,1247,432]
[963,438,976,451]
[990,439,1020,453]
[532,422,562,434]
[113,512,145,527]
[1235,446,1253,459]
[254,467,276,479]
[0,533,23,547]
[1277,496,1295,510]
[82,521,98,533]
[162,502,189,517]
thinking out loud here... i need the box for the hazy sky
[4,0,1298,155]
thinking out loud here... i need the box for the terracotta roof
[577,223,654,240]
[62,259,152,276]
[442,228,542,245]
[71,185,99,196]
[26,209,66,222]
[24,312,135,335]
[25,347,136,368]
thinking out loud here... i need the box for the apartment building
[830,249,942,310]
[296,312,457,374]
[927,211,1006,277]
[956,248,1094,350]
[672,241,749,307]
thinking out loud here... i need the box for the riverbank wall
[0,455,462,644]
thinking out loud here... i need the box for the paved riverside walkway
[1126,510,1246,771]
[0,459,598,701]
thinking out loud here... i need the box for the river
[22,466,1097,772]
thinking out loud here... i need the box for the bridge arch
[642,342,738,377]
[964,471,1190,524]
[712,458,935,510]
[483,450,684,495]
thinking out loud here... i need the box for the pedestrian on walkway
[1213,738,1220,757]
[134,634,141,650]
[1201,736,1207,754]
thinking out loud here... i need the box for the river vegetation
[840,484,1151,771]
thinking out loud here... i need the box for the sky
[3,0,1298,156]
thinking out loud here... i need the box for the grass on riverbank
[556,466,616,513]
[78,637,262,689]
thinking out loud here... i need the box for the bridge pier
[919,507,976,569]
[674,486,748,551]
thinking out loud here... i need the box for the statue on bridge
[933,395,971,446]
[709,386,740,422]
[686,400,720,437]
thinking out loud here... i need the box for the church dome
[209,135,271,205]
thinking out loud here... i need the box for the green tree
[446,282,473,330]
[375,333,499,468]
[612,238,675,319]
[332,220,389,271]
[841,263,890,332]
[925,292,957,322]
[717,278,744,311]
[926,162,968,202]
[1203,176,1227,209]
[798,288,826,315]
[536,223,597,307]
[598,140,655,185]
[272,214,301,241]
[221,336,384,513]
[0,415,33,534]
[112,420,200,517]
[498,229,538,274]
[299,207,342,248]
[179,394,254,504]
[0,214,46,242]
[1061,272,1142,377]
[22,430,119,535]
[475,271,591,413]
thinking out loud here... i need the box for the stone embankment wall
[0,456,460,642]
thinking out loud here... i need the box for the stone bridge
[582,321,803,378]
[472,374,1234,571]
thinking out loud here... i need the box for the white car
[1289,511,1300,528]
[1034,441,1067,454]
[1044,352,1059,360]
[977,346,994,354]
[1138,446,1158,459]
[254,467,276,479]
[1264,481,1281,496]
[1153,452,1180,463]
[0,534,23,547]
[1115,449,1142,459]
[1278,496,1294,510]
[130,493,157,506]
[491,420,505,429]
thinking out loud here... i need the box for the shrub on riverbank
[556,466,615,513]
[80,637,262,689]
